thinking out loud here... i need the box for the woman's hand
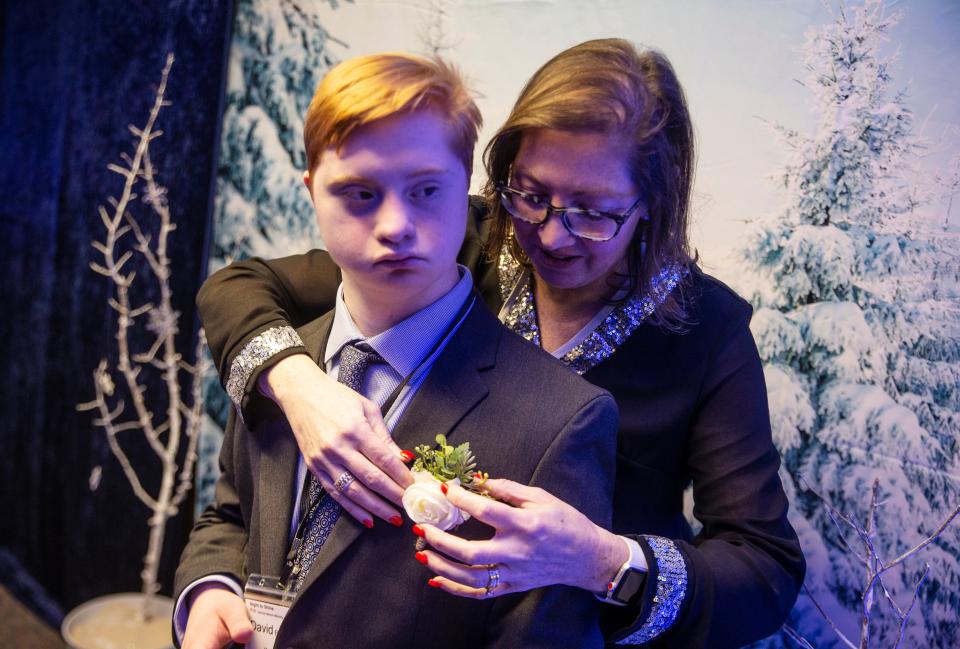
[261,354,414,526]
[414,479,628,598]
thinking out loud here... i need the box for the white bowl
[61,592,174,649]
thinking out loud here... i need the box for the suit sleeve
[196,250,341,396]
[606,313,805,648]
[173,408,250,604]
[484,393,619,649]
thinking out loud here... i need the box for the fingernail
[390,515,403,527]
[440,482,448,495]
[412,524,426,537]
[400,450,415,463]
[363,519,374,529]
[428,578,441,588]
[415,551,428,565]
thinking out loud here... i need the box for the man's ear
[303,170,311,188]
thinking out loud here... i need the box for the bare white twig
[884,503,960,572]
[783,624,818,649]
[794,475,960,648]
[893,565,928,649]
[802,583,859,649]
[77,52,206,619]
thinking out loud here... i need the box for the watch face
[613,568,647,603]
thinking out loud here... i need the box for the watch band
[597,536,648,606]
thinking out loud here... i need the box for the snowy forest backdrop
[200,1,958,646]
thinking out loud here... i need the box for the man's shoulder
[471,310,612,407]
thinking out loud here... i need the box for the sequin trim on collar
[616,535,688,645]
[497,241,524,302]
[499,257,686,375]
[226,325,305,410]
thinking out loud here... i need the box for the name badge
[244,574,294,649]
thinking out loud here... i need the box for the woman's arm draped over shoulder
[197,249,342,393]
[197,199,493,415]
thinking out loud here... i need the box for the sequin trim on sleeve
[225,326,305,408]
[616,535,688,645]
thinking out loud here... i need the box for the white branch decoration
[787,476,960,649]
[77,53,210,620]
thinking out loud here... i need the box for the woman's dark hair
[482,38,697,328]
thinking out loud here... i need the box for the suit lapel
[296,300,502,595]
[293,309,364,593]
[256,418,299,576]
[389,303,499,452]
[256,311,336,576]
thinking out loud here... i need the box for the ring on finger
[485,565,501,596]
[334,471,355,493]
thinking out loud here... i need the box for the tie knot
[337,342,384,393]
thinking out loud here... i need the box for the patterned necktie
[291,342,384,592]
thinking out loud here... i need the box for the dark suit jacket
[176,300,619,649]
[196,202,805,647]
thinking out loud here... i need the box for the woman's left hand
[414,479,627,598]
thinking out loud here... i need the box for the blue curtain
[0,0,232,617]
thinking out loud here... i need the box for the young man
[174,53,618,649]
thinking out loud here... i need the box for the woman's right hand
[415,479,627,597]
[260,354,415,526]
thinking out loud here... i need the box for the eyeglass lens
[500,191,620,241]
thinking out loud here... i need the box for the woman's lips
[534,247,579,270]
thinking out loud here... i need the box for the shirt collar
[324,265,474,377]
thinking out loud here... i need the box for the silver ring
[485,566,501,596]
[334,471,355,492]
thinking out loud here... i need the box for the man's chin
[369,265,432,287]
[355,268,432,296]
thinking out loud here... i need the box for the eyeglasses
[497,184,644,242]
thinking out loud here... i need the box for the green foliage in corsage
[412,434,489,492]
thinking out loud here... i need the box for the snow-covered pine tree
[740,2,960,646]
[198,0,350,513]
[213,0,348,267]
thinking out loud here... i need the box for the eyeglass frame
[496,183,646,242]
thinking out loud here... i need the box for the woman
[200,39,804,647]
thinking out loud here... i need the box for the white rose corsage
[402,434,489,549]
[402,471,469,530]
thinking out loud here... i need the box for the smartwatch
[597,536,648,606]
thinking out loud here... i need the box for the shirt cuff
[173,574,244,644]
[225,326,305,413]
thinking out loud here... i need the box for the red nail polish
[428,578,441,588]
[412,524,426,537]
[400,450,415,463]
[415,551,428,565]
[390,515,403,526]
[440,482,448,495]
[607,582,614,592]
[363,519,374,529]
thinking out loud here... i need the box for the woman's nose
[536,209,576,250]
